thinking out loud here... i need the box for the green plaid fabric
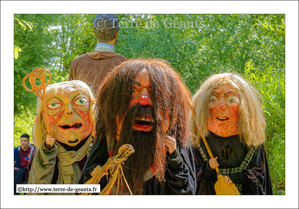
[218,147,257,174]
[199,144,257,194]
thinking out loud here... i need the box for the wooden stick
[201,135,220,173]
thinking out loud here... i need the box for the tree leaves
[14,17,33,31]
[14,45,22,59]
[14,17,33,59]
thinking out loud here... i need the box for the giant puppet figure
[79,59,196,195]
[191,73,273,195]
[28,80,95,194]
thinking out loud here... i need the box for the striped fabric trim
[198,144,208,162]
[198,144,257,194]
[219,147,257,175]
[198,145,257,173]
[239,146,257,170]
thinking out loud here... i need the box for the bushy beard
[114,105,161,195]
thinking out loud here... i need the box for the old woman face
[208,84,240,137]
[43,86,93,146]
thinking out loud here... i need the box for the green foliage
[244,62,285,195]
[14,45,22,59]
[15,18,33,31]
[14,14,285,194]
[14,17,33,59]
[14,14,94,113]
[115,14,285,94]
[14,108,36,148]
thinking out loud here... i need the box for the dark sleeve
[14,148,20,168]
[78,138,109,185]
[28,162,32,171]
[193,146,217,195]
[228,172,246,185]
[80,163,103,184]
[78,140,100,184]
[77,138,110,195]
[239,144,273,195]
[165,146,196,195]
[203,160,216,177]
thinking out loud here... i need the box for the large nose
[218,97,227,111]
[137,88,153,106]
[64,104,74,116]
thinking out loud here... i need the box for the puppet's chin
[53,130,91,147]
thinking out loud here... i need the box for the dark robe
[78,137,196,195]
[193,132,273,195]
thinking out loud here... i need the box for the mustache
[118,104,155,143]
[130,104,154,120]
[119,104,155,135]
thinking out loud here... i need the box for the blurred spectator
[14,134,36,195]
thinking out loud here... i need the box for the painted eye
[210,96,218,103]
[48,103,62,109]
[227,95,239,104]
[74,97,88,106]
[209,96,218,107]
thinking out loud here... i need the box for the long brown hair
[95,59,192,147]
[95,59,193,192]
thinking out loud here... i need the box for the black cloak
[193,132,273,195]
[78,137,196,195]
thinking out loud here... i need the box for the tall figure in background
[69,14,128,96]
[79,59,196,195]
[191,73,272,195]
[28,80,95,194]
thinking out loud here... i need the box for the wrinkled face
[43,87,93,146]
[117,69,155,135]
[208,84,240,137]
[20,137,29,150]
